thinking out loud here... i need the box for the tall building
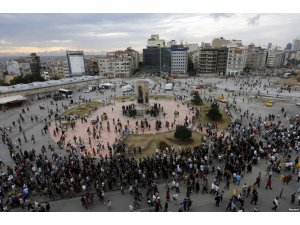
[212,37,230,48]
[292,38,300,51]
[19,62,32,76]
[171,45,188,74]
[186,43,199,53]
[98,48,139,77]
[161,48,171,73]
[29,53,41,78]
[266,48,285,68]
[63,61,70,77]
[285,42,292,51]
[147,34,165,48]
[143,47,161,74]
[66,50,85,76]
[6,60,21,76]
[267,43,272,50]
[260,49,268,68]
[246,44,267,69]
[225,43,247,76]
[0,63,4,80]
[196,48,228,75]
[85,58,99,76]
[198,49,218,74]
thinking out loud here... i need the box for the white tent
[165,83,173,91]
[122,84,133,92]
[0,95,27,105]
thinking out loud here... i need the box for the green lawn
[125,130,202,157]
[192,102,231,130]
[149,95,175,100]
[62,101,102,117]
[111,95,136,102]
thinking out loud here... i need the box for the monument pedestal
[135,104,150,116]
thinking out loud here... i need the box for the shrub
[207,102,222,121]
[174,125,192,141]
[191,91,203,105]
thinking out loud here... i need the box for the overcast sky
[0,13,300,56]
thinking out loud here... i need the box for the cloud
[209,13,234,21]
[0,14,299,56]
[86,32,129,38]
[0,39,12,45]
[247,14,260,25]
[48,40,72,43]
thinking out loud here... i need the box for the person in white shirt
[272,197,279,210]
[129,204,134,212]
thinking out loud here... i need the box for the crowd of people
[0,77,300,212]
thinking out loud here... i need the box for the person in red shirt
[266,178,272,190]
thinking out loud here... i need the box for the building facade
[147,34,165,48]
[66,50,85,76]
[171,45,188,74]
[225,44,247,76]
[292,38,300,51]
[6,60,21,76]
[98,48,139,77]
[266,48,286,68]
[212,37,230,48]
[246,44,267,69]
[19,62,32,77]
[85,58,99,76]
[195,47,228,75]
[143,47,161,74]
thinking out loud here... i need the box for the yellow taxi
[217,96,226,103]
[266,100,273,107]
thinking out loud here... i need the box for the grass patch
[193,102,231,130]
[149,95,175,100]
[111,95,135,102]
[125,131,202,157]
[62,101,101,117]
[111,95,175,102]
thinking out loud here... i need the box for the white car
[83,89,91,93]
[296,102,300,106]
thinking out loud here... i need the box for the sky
[0,13,300,56]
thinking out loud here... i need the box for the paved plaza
[0,75,300,212]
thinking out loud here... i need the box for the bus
[58,88,73,98]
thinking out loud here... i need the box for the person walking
[254,172,261,188]
[164,201,168,212]
[215,193,221,207]
[250,189,258,205]
[272,197,279,211]
[291,193,296,204]
[45,202,50,212]
[266,178,272,190]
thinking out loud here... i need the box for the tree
[207,102,222,121]
[138,61,143,69]
[191,91,203,105]
[10,74,45,85]
[187,56,196,76]
[51,75,61,80]
[174,125,192,141]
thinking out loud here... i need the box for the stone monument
[135,80,149,116]
[136,80,149,105]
